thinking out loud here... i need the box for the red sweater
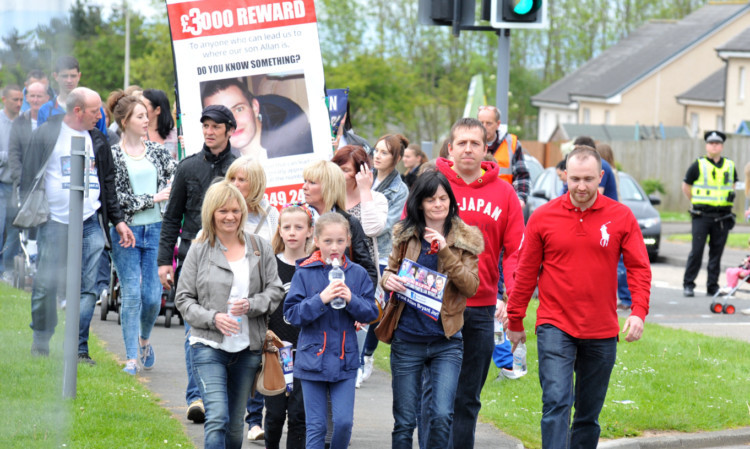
[506,193,651,339]
[436,158,525,307]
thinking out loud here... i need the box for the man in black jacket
[20,87,134,360]
[157,104,237,424]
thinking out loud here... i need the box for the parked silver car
[527,168,661,261]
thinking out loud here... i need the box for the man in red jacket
[434,118,525,448]
[504,146,651,449]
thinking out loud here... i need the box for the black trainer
[683,286,694,297]
[78,353,96,365]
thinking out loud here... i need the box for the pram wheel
[711,302,723,314]
[164,307,173,328]
[723,304,736,314]
[100,289,109,320]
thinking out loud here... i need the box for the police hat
[704,130,726,143]
[200,105,236,129]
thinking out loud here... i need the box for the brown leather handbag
[253,330,287,396]
[374,242,407,344]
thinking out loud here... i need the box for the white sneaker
[355,367,363,389]
[741,308,750,315]
[362,355,374,381]
[248,425,264,441]
[97,288,108,306]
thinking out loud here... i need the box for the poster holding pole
[166,0,330,207]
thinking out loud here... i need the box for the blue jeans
[191,343,262,449]
[29,216,105,353]
[2,183,20,273]
[301,377,356,449]
[0,182,12,272]
[245,392,264,428]
[617,256,632,306]
[449,305,495,449]
[110,223,162,360]
[391,336,462,449]
[536,324,617,449]
[184,322,201,404]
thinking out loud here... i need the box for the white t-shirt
[45,123,101,224]
[190,250,251,352]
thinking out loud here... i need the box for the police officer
[682,130,737,297]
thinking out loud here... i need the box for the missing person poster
[166,0,331,206]
[395,259,447,321]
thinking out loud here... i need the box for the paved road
[89,228,750,449]
[91,310,522,449]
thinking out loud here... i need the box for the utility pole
[124,0,130,89]
[62,136,86,399]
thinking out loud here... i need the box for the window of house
[690,112,699,137]
[716,115,724,132]
[604,110,611,124]
[740,67,746,101]
[583,108,590,124]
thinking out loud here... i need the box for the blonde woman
[176,181,283,449]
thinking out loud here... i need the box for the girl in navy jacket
[283,212,378,449]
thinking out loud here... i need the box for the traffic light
[418,0,476,27]
[490,0,548,29]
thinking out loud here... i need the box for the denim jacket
[372,169,408,264]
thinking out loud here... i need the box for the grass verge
[0,283,194,449]
[669,233,749,250]
[660,211,691,222]
[373,300,750,448]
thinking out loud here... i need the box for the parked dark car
[527,167,661,261]
[521,153,545,222]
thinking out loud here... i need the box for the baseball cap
[200,105,236,129]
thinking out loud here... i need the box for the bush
[641,178,666,195]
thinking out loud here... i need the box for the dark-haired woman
[142,89,178,159]
[378,171,483,449]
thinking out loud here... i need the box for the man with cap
[157,105,238,424]
[682,130,737,297]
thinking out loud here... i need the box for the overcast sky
[1,0,162,41]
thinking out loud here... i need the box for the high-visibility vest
[493,133,516,184]
[691,157,735,207]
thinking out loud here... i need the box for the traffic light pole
[495,29,510,126]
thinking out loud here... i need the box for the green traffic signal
[503,0,541,21]
[514,0,534,15]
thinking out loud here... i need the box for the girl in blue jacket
[283,212,378,449]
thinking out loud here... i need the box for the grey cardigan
[175,232,284,349]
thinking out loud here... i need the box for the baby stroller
[99,249,183,327]
[12,229,37,291]
[709,257,750,314]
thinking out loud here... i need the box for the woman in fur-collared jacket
[378,171,483,449]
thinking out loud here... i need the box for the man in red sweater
[435,118,525,448]
[504,146,651,449]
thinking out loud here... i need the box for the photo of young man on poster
[200,74,314,159]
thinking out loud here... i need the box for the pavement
[88,221,750,448]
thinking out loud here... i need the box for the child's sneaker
[123,360,138,376]
[139,344,155,370]
[719,286,732,296]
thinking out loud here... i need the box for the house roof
[676,67,726,103]
[717,25,750,51]
[531,3,749,107]
[550,123,691,142]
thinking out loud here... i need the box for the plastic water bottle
[494,299,505,344]
[227,287,243,337]
[328,258,346,309]
[513,342,528,377]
